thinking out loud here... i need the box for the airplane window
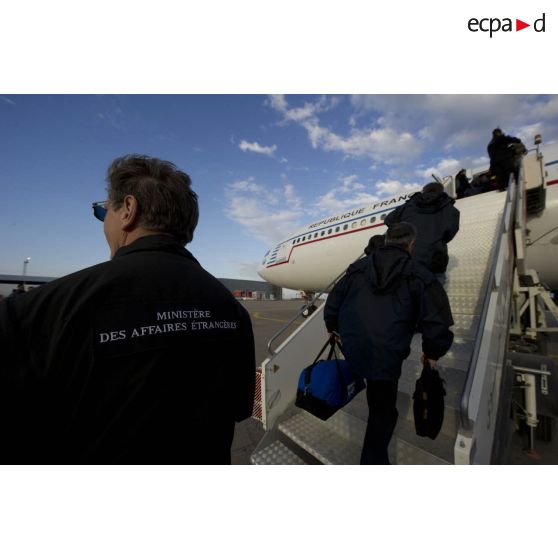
[327,228,332,234]
[381,213,386,220]
[360,219,366,227]
[321,231,325,236]
[335,226,340,232]
[343,224,348,230]
[352,222,357,229]
[302,236,306,241]
[314,233,318,238]
[370,216,376,223]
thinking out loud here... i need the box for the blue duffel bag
[295,338,365,420]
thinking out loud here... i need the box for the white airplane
[258,142,558,295]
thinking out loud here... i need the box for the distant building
[218,278,282,300]
[0,274,281,301]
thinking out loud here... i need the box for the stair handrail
[459,166,523,430]
[266,253,366,355]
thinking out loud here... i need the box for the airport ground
[233,300,558,465]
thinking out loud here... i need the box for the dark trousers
[491,163,516,191]
[360,380,399,465]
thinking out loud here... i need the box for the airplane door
[270,241,289,265]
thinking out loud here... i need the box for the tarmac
[231,300,306,465]
[231,299,558,465]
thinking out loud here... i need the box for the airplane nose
[257,263,269,282]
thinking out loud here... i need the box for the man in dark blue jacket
[487,128,525,190]
[324,222,453,464]
[384,182,459,279]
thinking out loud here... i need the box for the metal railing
[459,167,522,431]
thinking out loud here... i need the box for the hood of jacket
[365,246,413,294]
[407,191,454,213]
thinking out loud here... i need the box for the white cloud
[339,175,365,192]
[225,178,305,245]
[268,94,422,164]
[310,175,380,214]
[227,260,262,281]
[268,94,336,124]
[375,180,421,197]
[350,94,558,151]
[239,140,277,157]
[313,190,380,214]
[513,122,544,144]
[470,155,490,168]
[283,183,302,209]
[418,158,461,179]
[228,178,278,204]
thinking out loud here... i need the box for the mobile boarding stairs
[251,151,558,465]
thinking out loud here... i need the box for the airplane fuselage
[259,144,558,294]
[258,193,416,292]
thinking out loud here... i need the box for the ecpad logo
[468,13,546,37]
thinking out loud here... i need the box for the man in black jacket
[487,128,525,190]
[455,169,470,199]
[384,182,459,279]
[324,223,453,464]
[0,155,256,464]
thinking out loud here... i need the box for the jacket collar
[112,234,199,264]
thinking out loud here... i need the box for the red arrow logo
[516,19,530,31]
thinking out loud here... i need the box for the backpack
[412,361,446,439]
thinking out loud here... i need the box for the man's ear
[408,240,415,254]
[120,195,140,231]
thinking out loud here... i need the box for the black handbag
[412,360,446,440]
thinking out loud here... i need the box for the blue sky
[1,94,557,283]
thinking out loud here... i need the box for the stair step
[410,336,474,368]
[394,419,454,465]
[278,412,362,464]
[250,439,307,465]
[446,266,491,279]
[453,312,480,335]
[445,286,483,298]
[276,409,455,465]
[446,295,482,316]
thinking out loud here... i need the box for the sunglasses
[92,200,109,222]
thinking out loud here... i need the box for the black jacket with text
[0,235,256,464]
[324,246,453,381]
[384,191,460,274]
